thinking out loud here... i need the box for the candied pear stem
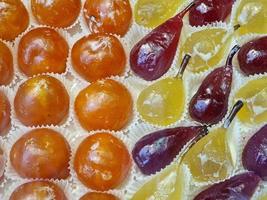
[178,2,196,18]
[234,24,241,31]
[177,54,191,79]
[226,45,241,66]
[223,100,244,128]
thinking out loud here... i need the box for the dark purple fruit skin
[132,126,203,175]
[238,36,267,75]
[194,172,261,200]
[243,125,267,180]
[189,0,234,27]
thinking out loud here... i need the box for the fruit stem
[178,1,196,18]
[226,45,241,66]
[234,24,241,31]
[176,54,191,79]
[223,100,244,128]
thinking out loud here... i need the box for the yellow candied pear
[178,27,233,73]
[233,0,267,36]
[235,77,267,125]
[134,0,186,28]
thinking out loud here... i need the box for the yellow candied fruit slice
[235,77,267,125]
[179,28,231,73]
[134,0,185,28]
[137,78,185,126]
[182,127,234,183]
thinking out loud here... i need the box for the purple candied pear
[189,45,240,125]
[130,2,195,81]
[132,126,208,175]
[194,172,261,200]
[242,124,267,180]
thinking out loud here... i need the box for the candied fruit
[80,192,119,200]
[0,41,13,85]
[0,147,5,180]
[0,91,11,136]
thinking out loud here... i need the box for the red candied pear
[189,45,240,125]
[130,2,195,81]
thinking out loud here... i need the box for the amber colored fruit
[83,0,132,36]
[14,75,69,127]
[0,0,29,41]
[80,192,119,200]
[18,27,69,77]
[31,0,81,28]
[0,41,13,85]
[0,147,5,179]
[9,181,67,200]
[0,91,11,136]
[74,133,131,190]
[10,128,70,179]
[71,34,126,82]
[75,79,132,131]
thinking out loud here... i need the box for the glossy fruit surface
[243,125,267,180]
[80,192,118,200]
[18,27,69,76]
[238,36,267,75]
[9,181,67,200]
[0,41,13,85]
[235,77,267,125]
[14,75,69,127]
[130,2,194,81]
[193,172,261,200]
[74,133,131,191]
[31,0,81,28]
[0,0,29,41]
[10,128,70,179]
[137,78,185,126]
[134,0,185,28]
[189,0,234,26]
[75,79,132,131]
[0,147,5,180]
[71,34,126,82]
[233,0,267,36]
[0,91,11,136]
[132,126,204,175]
[83,0,132,36]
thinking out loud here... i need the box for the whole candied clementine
[0,41,13,85]
[18,27,69,76]
[74,133,131,190]
[9,181,67,200]
[0,91,11,135]
[74,79,133,131]
[0,0,29,41]
[10,128,71,179]
[0,147,5,180]
[71,33,126,82]
[83,0,132,36]
[31,0,81,28]
[14,75,69,127]
[80,192,119,200]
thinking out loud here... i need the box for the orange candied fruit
[0,41,13,85]
[31,0,81,28]
[14,75,69,127]
[80,192,119,200]
[74,79,133,131]
[0,0,29,41]
[83,0,132,36]
[0,91,11,136]
[9,180,67,200]
[10,128,71,179]
[74,133,131,191]
[71,33,126,82]
[18,27,69,77]
[0,147,5,180]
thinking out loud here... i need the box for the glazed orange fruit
[18,27,69,77]
[0,91,11,136]
[0,41,13,85]
[0,147,5,180]
[31,0,81,28]
[0,0,29,41]
[14,75,69,127]
[75,79,133,131]
[74,133,131,191]
[80,192,119,200]
[83,0,132,36]
[71,33,126,82]
[9,181,67,200]
[10,128,71,179]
